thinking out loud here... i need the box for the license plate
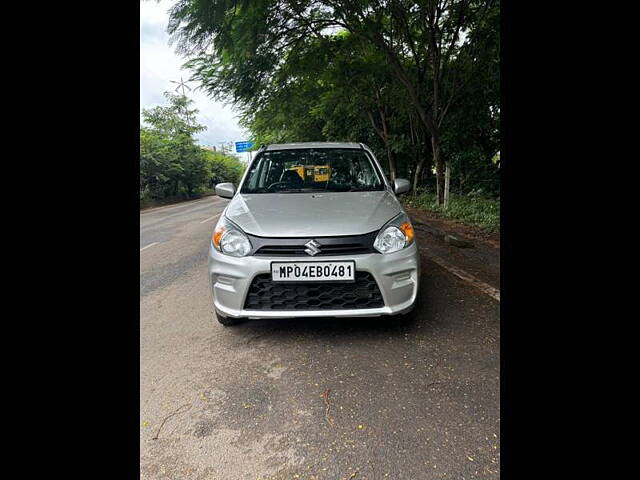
[271,261,355,282]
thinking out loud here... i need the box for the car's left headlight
[212,216,252,257]
[373,212,415,254]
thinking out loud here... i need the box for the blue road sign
[235,141,255,153]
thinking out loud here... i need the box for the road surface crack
[152,403,192,440]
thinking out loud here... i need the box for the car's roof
[265,142,363,151]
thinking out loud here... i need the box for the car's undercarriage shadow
[223,302,434,342]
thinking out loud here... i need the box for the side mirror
[215,183,236,199]
[393,178,411,195]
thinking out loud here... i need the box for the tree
[316,33,407,182]
[438,2,499,197]
[202,149,246,186]
[167,1,499,204]
[140,91,208,198]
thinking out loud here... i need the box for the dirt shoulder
[406,205,500,291]
[405,205,500,249]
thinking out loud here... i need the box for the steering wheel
[267,181,290,191]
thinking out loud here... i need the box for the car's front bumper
[208,242,420,319]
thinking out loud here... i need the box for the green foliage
[203,149,245,186]
[168,1,500,199]
[405,190,500,232]
[140,91,244,201]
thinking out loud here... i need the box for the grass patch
[404,191,500,233]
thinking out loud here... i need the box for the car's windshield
[240,148,384,194]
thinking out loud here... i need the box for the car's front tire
[215,311,244,326]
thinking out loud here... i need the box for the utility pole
[444,162,451,209]
[219,142,233,155]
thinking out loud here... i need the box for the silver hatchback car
[208,142,420,325]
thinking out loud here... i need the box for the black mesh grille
[244,272,384,311]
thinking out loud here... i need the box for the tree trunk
[433,135,444,206]
[386,145,397,183]
[380,109,396,182]
[413,157,424,194]
[444,161,450,209]
[412,136,430,194]
[367,108,397,182]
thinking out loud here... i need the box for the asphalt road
[140,196,500,479]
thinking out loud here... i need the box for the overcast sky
[140,0,246,148]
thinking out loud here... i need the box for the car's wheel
[215,311,244,326]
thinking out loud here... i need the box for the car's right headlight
[373,212,415,254]
[212,216,252,257]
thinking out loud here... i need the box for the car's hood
[225,191,402,237]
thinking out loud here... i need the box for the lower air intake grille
[244,272,384,311]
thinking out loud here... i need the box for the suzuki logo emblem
[304,240,321,256]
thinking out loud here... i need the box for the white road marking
[427,252,500,302]
[200,215,219,224]
[140,242,159,252]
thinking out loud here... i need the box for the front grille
[255,244,372,256]
[244,272,384,311]
[247,232,379,257]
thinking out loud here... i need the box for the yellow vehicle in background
[288,165,306,181]
[287,165,331,182]
[314,166,331,182]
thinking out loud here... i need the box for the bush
[405,190,500,233]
